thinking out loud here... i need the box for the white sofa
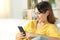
[0,19,60,40]
[0,19,29,40]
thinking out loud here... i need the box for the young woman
[16,1,60,40]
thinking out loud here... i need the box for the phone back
[18,26,26,36]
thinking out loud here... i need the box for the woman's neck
[36,20,49,29]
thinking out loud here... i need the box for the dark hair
[35,1,56,24]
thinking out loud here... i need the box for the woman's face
[34,8,49,22]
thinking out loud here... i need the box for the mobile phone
[18,26,26,36]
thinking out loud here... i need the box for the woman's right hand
[16,32,25,40]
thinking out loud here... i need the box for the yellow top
[19,20,60,40]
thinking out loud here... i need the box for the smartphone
[18,26,26,36]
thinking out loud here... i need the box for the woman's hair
[35,1,56,24]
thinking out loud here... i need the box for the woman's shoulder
[47,23,57,28]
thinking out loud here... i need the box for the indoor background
[0,0,60,40]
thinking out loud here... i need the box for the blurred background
[0,0,60,40]
[0,0,60,20]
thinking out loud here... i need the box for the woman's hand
[16,32,25,40]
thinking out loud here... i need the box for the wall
[10,0,27,19]
[55,0,60,20]
[0,0,10,18]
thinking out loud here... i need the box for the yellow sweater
[19,20,60,40]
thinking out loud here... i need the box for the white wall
[0,0,10,18]
[55,0,60,20]
[10,0,27,19]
